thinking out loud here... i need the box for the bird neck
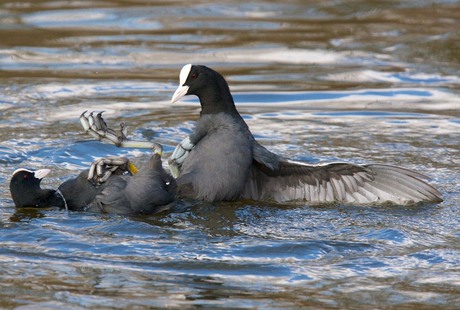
[37,189,66,209]
[198,88,240,117]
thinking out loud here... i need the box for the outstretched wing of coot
[242,143,443,204]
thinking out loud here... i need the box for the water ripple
[0,0,459,308]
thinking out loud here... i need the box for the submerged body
[84,155,176,215]
[10,154,176,215]
[169,64,443,205]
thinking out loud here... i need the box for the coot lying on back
[10,149,176,215]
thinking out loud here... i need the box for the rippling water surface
[0,1,459,308]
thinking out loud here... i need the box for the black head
[9,168,54,208]
[171,64,238,115]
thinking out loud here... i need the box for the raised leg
[87,156,137,184]
[80,111,163,156]
[168,136,195,178]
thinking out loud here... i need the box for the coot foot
[80,111,163,155]
[88,156,136,185]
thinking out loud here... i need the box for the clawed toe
[87,156,132,184]
[168,136,195,178]
[95,111,108,131]
[79,111,164,154]
[80,111,127,147]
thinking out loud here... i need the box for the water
[0,0,459,308]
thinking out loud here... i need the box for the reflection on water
[0,0,459,308]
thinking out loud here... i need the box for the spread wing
[242,143,442,204]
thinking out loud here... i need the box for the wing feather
[243,143,443,204]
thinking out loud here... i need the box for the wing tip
[365,164,443,204]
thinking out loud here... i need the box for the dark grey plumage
[169,64,443,205]
[85,154,176,215]
[10,154,176,215]
[56,169,105,211]
[175,113,254,201]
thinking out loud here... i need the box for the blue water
[0,1,459,308]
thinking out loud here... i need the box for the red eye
[191,73,198,79]
[23,174,29,179]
